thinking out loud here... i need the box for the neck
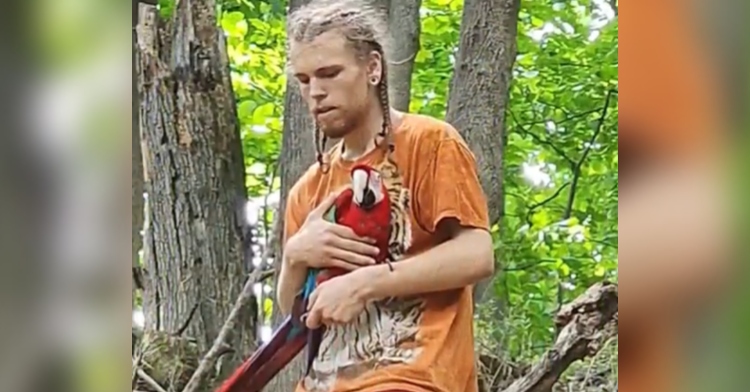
[341,101,388,161]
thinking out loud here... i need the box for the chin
[319,121,353,139]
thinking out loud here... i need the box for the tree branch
[137,368,168,392]
[260,268,276,282]
[181,266,267,392]
[529,183,570,211]
[516,107,600,130]
[502,257,594,272]
[510,110,576,166]
[554,89,616,319]
[523,182,570,227]
[172,301,200,337]
[499,282,618,392]
[564,89,616,220]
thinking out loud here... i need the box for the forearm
[276,253,308,316]
[357,228,494,301]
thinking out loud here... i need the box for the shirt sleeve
[414,138,491,234]
[282,182,308,246]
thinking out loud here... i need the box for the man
[276,1,494,391]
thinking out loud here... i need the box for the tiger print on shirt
[302,157,426,392]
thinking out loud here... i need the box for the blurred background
[0,0,745,391]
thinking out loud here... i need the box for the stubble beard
[317,108,364,139]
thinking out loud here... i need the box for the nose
[309,78,327,101]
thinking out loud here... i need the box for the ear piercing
[370,76,379,85]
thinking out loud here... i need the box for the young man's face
[289,30,375,139]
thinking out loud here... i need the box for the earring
[370,76,379,85]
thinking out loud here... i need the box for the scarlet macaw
[215,163,394,392]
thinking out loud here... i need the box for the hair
[286,0,394,173]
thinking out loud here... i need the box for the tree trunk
[445,0,520,307]
[266,0,316,390]
[136,1,256,389]
[132,0,146,307]
[387,0,422,112]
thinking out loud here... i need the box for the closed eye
[295,74,310,85]
[316,65,342,79]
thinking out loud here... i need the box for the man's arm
[356,219,494,302]
[356,135,494,300]
[277,247,308,316]
[275,184,309,317]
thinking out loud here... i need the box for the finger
[326,258,361,271]
[331,310,350,326]
[307,287,320,311]
[306,308,322,329]
[309,192,342,218]
[328,250,376,267]
[322,308,337,325]
[329,236,380,257]
[329,224,378,244]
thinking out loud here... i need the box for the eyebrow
[294,64,343,79]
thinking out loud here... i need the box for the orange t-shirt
[283,113,490,392]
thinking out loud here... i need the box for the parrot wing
[214,267,314,392]
[305,326,323,376]
[214,313,306,392]
[301,189,352,376]
[214,188,353,392]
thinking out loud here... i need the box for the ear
[366,50,383,85]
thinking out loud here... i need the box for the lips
[314,107,336,117]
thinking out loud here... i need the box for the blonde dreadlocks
[286,0,396,173]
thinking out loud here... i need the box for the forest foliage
[138,0,618,387]
[209,0,618,362]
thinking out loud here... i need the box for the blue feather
[303,269,318,298]
[288,269,319,339]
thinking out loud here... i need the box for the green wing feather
[322,203,338,223]
[301,201,339,299]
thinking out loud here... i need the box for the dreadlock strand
[320,135,331,174]
[321,135,329,168]
[377,51,396,164]
[314,124,328,173]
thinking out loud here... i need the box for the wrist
[283,252,307,270]
[353,264,390,302]
[283,238,308,270]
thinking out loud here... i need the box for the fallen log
[500,281,618,392]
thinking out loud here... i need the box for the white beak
[351,169,368,204]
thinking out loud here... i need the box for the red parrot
[215,163,393,392]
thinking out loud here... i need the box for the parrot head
[350,164,385,210]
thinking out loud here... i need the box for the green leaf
[252,102,276,125]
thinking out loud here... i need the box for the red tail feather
[215,317,306,392]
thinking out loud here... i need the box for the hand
[286,191,380,271]
[304,270,371,329]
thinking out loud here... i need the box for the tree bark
[132,0,147,306]
[500,282,618,392]
[135,1,256,389]
[266,0,316,390]
[386,0,422,112]
[445,0,520,307]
